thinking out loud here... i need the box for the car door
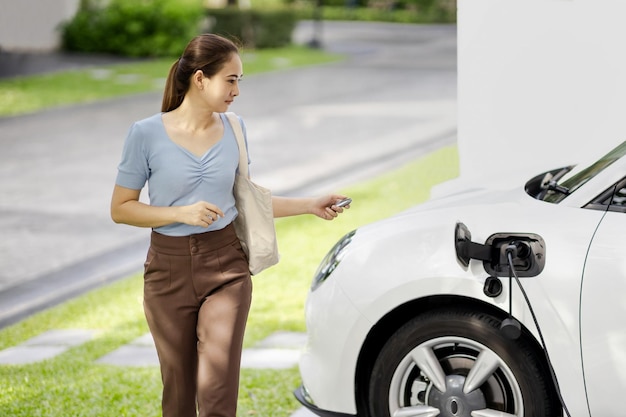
[580,179,626,416]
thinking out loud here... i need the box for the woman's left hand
[312,195,351,221]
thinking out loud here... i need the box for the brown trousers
[143,223,252,417]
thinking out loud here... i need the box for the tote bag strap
[225,112,249,178]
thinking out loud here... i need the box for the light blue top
[115,112,249,236]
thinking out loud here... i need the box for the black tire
[368,308,561,417]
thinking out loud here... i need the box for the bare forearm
[272,196,315,218]
[111,200,182,228]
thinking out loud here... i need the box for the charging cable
[505,244,572,417]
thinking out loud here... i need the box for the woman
[110,34,349,417]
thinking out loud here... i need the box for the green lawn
[0,46,343,117]
[0,145,459,417]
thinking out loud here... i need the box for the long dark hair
[161,34,240,112]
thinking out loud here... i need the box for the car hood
[358,184,530,241]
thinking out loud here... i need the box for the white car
[295,141,626,417]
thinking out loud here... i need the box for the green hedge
[61,0,204,57]
[292,0,456,23]
[61,0,297,55]
[207,8,298,49]
[294,6,455,23]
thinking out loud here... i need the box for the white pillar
[458,0,626,187]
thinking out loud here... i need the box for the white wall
[0,0,80,51]
[457,0,626,187]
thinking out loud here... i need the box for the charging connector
[505,241,531,259]
[505,243,519,258]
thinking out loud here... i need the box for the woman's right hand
[111,185,224,229]
[180,201,224,227]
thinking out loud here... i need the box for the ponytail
[161,59,184,112]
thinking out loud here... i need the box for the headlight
[311,230,356,291]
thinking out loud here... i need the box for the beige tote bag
[226,112,280,275]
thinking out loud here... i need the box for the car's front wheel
[368,308,561,417]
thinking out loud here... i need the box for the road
[0,21,457,327]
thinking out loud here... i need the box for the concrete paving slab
[23,329,95,346]
[241,348,302,370]
[255,331,308,349]
[131,332,156,346]
[95,332,158,366]
[0,329,95,364]
[95,343,159,367]
[0,345,68,365]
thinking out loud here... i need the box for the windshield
[542,140,626,203]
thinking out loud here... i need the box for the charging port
[483,233,546,278]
